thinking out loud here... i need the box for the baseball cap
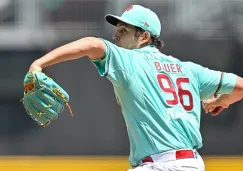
[105,5,161,37]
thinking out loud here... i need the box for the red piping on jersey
[214,72,223,97]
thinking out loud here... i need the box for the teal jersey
[90,39,237,166]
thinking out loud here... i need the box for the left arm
[203,76,243,115]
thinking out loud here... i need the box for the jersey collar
[134,45,159,53]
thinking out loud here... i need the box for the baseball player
[25,4,243,171]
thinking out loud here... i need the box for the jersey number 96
[157,74,193,111]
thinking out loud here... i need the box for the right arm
[25,37,106,92]
[29,37,106,72]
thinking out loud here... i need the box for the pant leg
[195,152,205,171]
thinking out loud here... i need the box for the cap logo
[144,22,149,27]
[125,5,133,11]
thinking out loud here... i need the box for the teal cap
[105,5,161,37]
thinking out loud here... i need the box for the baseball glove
[21,71,72,128]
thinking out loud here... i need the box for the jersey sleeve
[90,39,137,87]
[188,62,237,100]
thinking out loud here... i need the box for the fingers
[211,106,224,116]
[202,99,224,116]
[202,100,207,109]
[202,101,225,116]
[202,99,216,110]
[221,104,229,109]
[206,107,215,114]
[203,102,215,114]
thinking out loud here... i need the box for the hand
[202,97,229,116]
[29,61,42,72]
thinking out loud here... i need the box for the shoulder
[182,61,202,69]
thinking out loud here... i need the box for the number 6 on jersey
[157,74,193,111]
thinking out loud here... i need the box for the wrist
[29,61,42,72]
[216,95,229,107]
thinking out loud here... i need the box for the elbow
[79,37,96,51]
[233,76,243,97]
[80,37,106,59]
[82,37,98,47]
[236,76,243,90]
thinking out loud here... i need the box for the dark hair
[135,27,164,50]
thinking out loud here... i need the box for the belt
[140,149,197,165]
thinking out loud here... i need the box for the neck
[138,39,153,49]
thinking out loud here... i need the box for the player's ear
[140,31,151,45]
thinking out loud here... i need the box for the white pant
[128,150,205,171]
